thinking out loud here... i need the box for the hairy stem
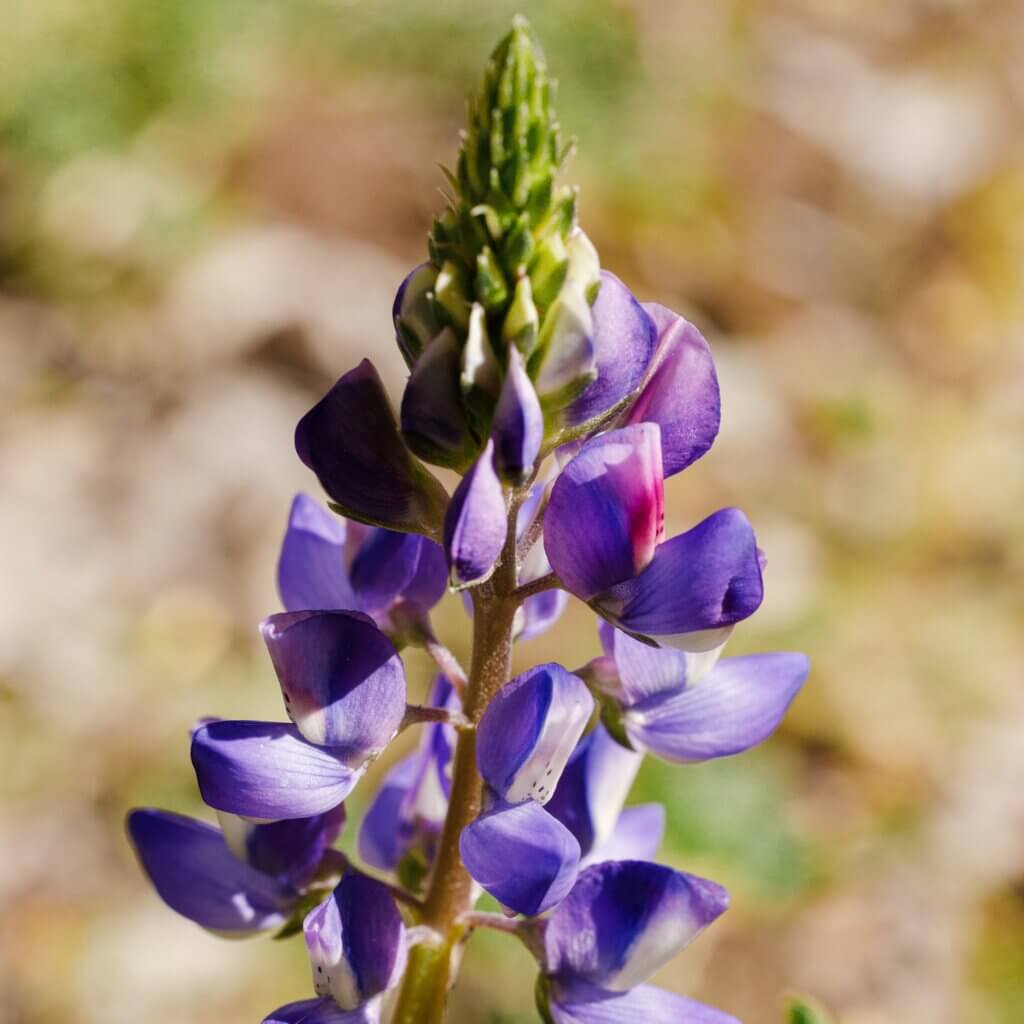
[391,503,521,1024]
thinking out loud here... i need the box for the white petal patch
[655,625,734,654]
[215,810,254,864]
[306,900,362,1010]
[586,735,643,850]
[682,642,727,686]
[607,903,701,991]
[505,684,592,806]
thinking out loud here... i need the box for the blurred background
[2,1,1022,1022]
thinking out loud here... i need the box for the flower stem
[391,504,522,1024]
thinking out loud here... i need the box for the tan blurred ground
[1,2,1023,1022]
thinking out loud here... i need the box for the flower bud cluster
[126,19,809,1024]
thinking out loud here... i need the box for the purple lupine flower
[593,623,809,763]
[545,424,764,651]
[191,611,408,820]
[263,872,407,1024]
[191,720,368,820]
[304,873,407,1010]
[131,21,810,1024]
[296,359,449,536]
[535,861,736,1024]
[564,271,657,428]
[400,327,479,470]
[493,346,544,484]
[443,439,507,587]
[545,725,663,866]
[460,481,568,642]
[621,303,720,477]
[126,807,343,935]
[460,665,593,914]
[277,493,447,637]
[260,610,407,752]
[358,676,458,878]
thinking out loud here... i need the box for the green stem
[391,501,522,1024]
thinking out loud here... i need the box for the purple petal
[264,999,380,1024]
[545,425,664,601]
[305,873,406,1009]
[545,861,729,990]
[260,611,406,754]
[126,809,294,934]
[442,440,507,587]
[400,328,478,470]
[623,652,809,763]
[191,721,364,819]
[357,754,421,872]
[546,726,643,856]
[624,304,720,477]
[549,982,739,1024]
[516,514,568,641]
[296,359,448,536]
[567,272,657,426]
[477,664,594,806]
[493,346,544,483]
[278,494,357,613]
[459,800,580,916]
[349,531,446,617]
[218,806,346,890]
[586,805,665,867]
[517,586,569,642]
[598,508,763,651]
[598,622,692,704]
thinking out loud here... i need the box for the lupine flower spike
[127,17,809,1024]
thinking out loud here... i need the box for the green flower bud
[462,303,501,399]
[566,229,601,303]
[475,246,510,314]
[435,260,470,333]
[502,274,539,356]
[530,281,596,405]
[529,231,569,310]
[394,263,440,366]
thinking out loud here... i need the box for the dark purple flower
[442,440,506,587]
[358,676,458,874]
[400,327,479,470]
[260,610,406,753]
[565,272,657,428]
[191,721,366,820]
[543,861,728,990]
[545,425,764,650]
[623,303,720,477]
[126,808,341,935]
[296,360,449,536]
[459,664,593,915]
[544,424,665,601]
[216,805,346,890]
[278,494,446,637]
[476,663,593,805]
[304,872,407,1011]
[459,798,580,916]
[493,346,544,483]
